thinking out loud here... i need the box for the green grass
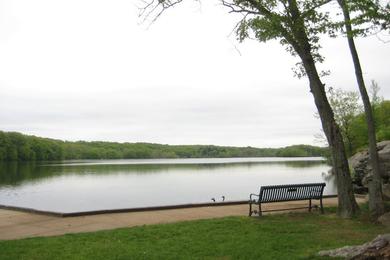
[0,208,388,260]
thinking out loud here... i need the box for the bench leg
[309,198,312,212]
[259,203,262,216]
[320,198,324,214]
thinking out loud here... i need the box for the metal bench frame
[249,183,326,216]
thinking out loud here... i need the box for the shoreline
[0,194,340,218]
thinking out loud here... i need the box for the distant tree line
[0,131,328,161]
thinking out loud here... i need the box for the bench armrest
[249,193,259,201]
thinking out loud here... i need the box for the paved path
[0,197,366,240]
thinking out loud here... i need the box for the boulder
[378,212,390,227]
[318,234,390,259]
[378,141,390,181]
[349,141,390,195]
[353,244,390,259]
[353,184,368,194]
[383,183,390,201]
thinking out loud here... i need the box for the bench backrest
[259,183,326,203]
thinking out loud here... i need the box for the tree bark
[301,52,359,218]
[286,0,359,218]
[337,0,384,220]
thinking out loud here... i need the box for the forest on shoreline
[0,131,327,161]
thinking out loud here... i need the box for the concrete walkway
[0,197,365,240]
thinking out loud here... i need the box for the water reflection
[0,160,326,187]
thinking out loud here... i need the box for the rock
[318,234,390,259]
[378,213,390,227]
[352,244,390,259]
[318,245,366,258]
[378,141,390,154]
[353,184,368,194]
[383,183,390,201]
[349,141,390,196]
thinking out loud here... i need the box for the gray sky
[0,0,389,148]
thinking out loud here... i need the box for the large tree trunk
[302,53,359,218]
[286,0,359,218]
[338,0,384,220]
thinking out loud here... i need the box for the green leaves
[333,0,390,37]
[325,85,390,155]
[227,0,333,78]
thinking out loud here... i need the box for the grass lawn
[0,207,388,260]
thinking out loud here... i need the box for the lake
[0,157,335,213]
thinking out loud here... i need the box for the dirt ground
[0,196,366,240]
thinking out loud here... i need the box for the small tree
[370,80,384,107]
[142,0,359,217]
[327,87,362,156]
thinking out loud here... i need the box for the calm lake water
[0,157,335,213]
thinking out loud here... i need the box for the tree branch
[139,0,185,25]
[221,0,261,15]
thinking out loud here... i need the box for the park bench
[249,183,326,216]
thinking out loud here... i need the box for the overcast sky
[0,0,389,148]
